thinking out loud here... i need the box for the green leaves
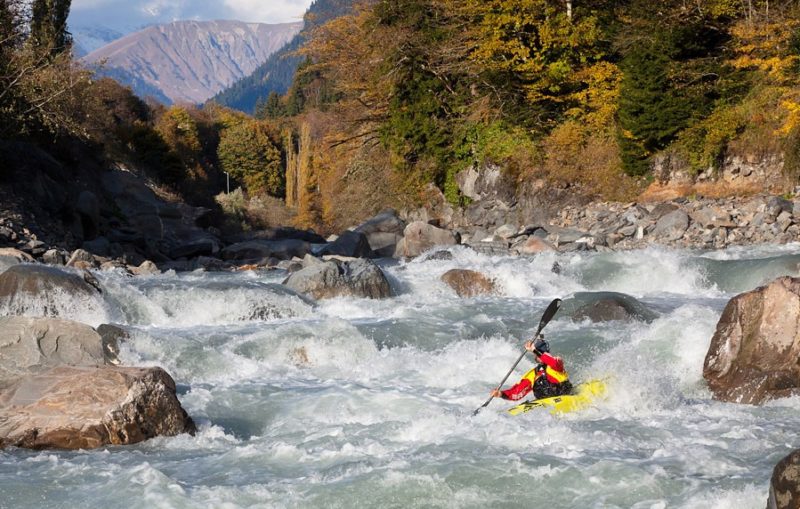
[217,121,284,198]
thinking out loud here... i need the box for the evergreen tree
[30,0,72,56]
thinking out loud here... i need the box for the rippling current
[3,245,800,508]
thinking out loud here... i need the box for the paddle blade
[535,298,562,335]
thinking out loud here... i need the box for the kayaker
[489,335,572,401]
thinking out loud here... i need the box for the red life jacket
[500,352,569,401]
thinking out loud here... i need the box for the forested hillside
[211,0,353,114]
[5,0,800,239]
[244,0,800,232]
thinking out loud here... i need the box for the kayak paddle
[472,298,562,416]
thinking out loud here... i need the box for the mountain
[82,20,302,105]
[212,0,353,113]
[71,25,125,58]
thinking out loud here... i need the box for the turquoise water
[2,244,800,508]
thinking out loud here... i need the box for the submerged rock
[568,292,659,323]
[0,264,103,317]
[703,276,800,404]
[768,449,800,509]
[0,317,115,382]
[441,269,496,298]
[0,366,196,449]
[283,258,393,300]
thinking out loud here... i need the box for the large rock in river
[316,230,373,258]
[354,209,407,258]
[283,259,393,300]
[441,269,495,298]
[0,265,105,320]
[569,292,659,323]
[768,449,800,509]
[395,221,458,258]
[0,366,196,449]
[703,276,800,404]
[0,317,117,382]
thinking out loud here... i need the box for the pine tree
[30,0,72,56]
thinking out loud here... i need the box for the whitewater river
[3,245,800,508]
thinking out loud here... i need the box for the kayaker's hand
[490,388,502,399]
[524,340,535,352]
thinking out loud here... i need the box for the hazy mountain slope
[82,20,302,104]
[71,25,125,57]
[212,0,353,113]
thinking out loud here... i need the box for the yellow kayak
[507,379,607,416]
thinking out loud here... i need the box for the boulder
[395,221,459,258]
[569,292,659,323]
[0,366,196,449]
[0,248,34,274]
[421,250,454,261]
[768,449,800,509]
[355,209,407,257]
[169,238,219,260]
[691,206,736,228]
[514,236,557,255]
[283,259,394,300]
[703,276,800,404]
[651,209,689,241]
[0,317,114,382]
[221,239,312,262]
[130,260,160,276]
[0,265,103,318]
[41,249,66,266]
[544,226,587,245]
[441,269,495,298]
[67,248,98,268]
[95,323,128,364]
[317,230,373,258]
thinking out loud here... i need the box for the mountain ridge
[82,20,302,104]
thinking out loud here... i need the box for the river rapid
[3,245,800,508]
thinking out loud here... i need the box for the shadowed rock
[703,276,800,405]
[222,239,312,262]
[283,259,393,300]
[0,366,196,449]
[441,269,496,298]
[768,449,800,509]
[317,230,373,258]
[0,317,116,382]
[354,209,406,258]
[568,292,659,323]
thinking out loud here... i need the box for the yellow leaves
[778,96,800,136]
[730,18,800,84]
[566,61,621,128]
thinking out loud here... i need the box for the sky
[69,0,314,32]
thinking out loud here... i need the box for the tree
[30,0,72,56]
[217,121,284,197]
[255,91,285,119]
